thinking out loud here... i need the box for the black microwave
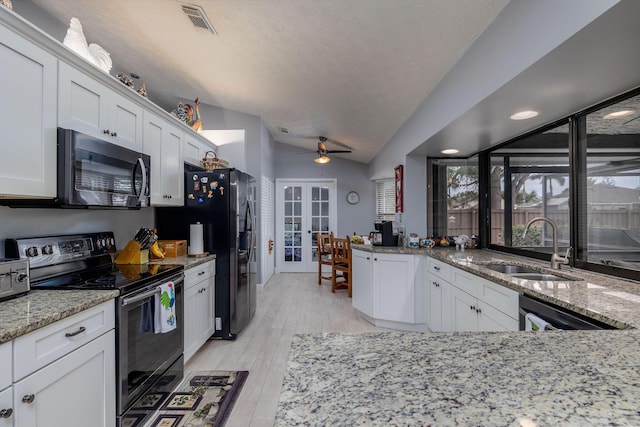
[1,128,150,209]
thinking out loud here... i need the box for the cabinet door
[13,330,115,427]
[58,62,109,140]
[108,93,143,151]
[373,253,415,323]
[184,283,200,362]
[197,280,215,344]
[477,302,519,332]
[144,112,184,206]
[351,250,373,316]
[0,387,12,427]
[0,25,57,198]
[450,286,478,332]
[183,133,215,167]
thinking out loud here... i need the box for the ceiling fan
[314,136,352,164]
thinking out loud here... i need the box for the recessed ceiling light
[603,110,634,119]
[510,110,539,120]
[441,149,459,155]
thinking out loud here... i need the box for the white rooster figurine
[63,17,112,73]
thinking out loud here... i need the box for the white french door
[275,179,337,273]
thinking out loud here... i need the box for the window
[581,93,640,272]
[375,179,395,221]
[429,156,479,238]
[489,122,570,258]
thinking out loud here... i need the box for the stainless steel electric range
[5,232,185,427]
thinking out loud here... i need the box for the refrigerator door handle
[247,193,256,262]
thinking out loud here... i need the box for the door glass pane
[312,186,319,200]
[285,202,292,216]
[284,186,292,200]
[321,201,328,216]
[321,187,329,200]
[321,217,329,232]
[294,201,301,216]
[584,94,640,271]
[294,187,302,200]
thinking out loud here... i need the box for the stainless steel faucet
[522,216,571,270]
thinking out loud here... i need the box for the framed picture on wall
[395,165,403,213]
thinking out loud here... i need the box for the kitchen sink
[482,263,539,274]
[510,272,579,281]
[480,263,580,281]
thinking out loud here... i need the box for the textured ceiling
[27,0,509,163]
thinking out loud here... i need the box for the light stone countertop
[0,254,216,344]
[0,289,118,344]
[275,246,640,425]
[276,330,640,426]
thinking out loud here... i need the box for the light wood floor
[184,272,388,427]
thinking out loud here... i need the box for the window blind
[375,179,395,221]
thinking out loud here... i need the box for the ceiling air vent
[180,3,217,34]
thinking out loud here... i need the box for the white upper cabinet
[183,132,216,168]
[143,112,184,206]
[0,23,57,198]
[58,61,143,152]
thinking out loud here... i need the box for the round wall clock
[346,191,360,205]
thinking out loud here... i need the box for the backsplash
[0,206,154,257]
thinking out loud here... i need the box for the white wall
[273,141,376,237]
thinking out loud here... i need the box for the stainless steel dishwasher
[519,294,618,330]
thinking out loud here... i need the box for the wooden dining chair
[330,234,352,297]
[317,232,333,285]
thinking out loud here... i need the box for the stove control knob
[26,246,38,257]
[109,237,115,247]
[16,272,28,282]
[41,244,54,255]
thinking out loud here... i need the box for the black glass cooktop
[32,262,183,295]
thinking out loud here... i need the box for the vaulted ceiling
[27,0,509,163]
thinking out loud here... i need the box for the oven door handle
[121,273,184,307]
[121,287,160,307]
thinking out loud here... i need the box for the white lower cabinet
[13,331,115,427]
[352,249,426,331]
[351,249,373,316]
[428,257,519,332]
[184,260,216,362]
[427,274,452,332]
[8,300,116,427]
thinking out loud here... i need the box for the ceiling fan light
[314,155,330,164]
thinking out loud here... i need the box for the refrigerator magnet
[208,190,213,198]
[192,174,198,180]
[194,182,200,191]
[201,176,209,183]
[220,186,224,195]
[188,194,195,199]
[211,181,218,190]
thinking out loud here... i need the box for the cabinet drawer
[0,342,10,390]
[13,301,115,381]
[185,260,215,287]
[428,258,451,281]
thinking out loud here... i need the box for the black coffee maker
[371,221,397,246]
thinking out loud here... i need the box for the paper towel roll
[189,223,204,255]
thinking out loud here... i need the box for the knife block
[115,240,149,265]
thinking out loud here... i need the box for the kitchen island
[276,329,640,425]
[277,246,640,425]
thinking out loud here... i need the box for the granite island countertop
[150,254,216,269]
[276,330,640,426]
[0,289,118,344]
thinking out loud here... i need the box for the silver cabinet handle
[65,326,86,337]
[434,266,441,271]
[198,271,206,276]
[22,394,35,404]
[0,408,12,418]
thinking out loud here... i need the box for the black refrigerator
[155,168,256,339]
